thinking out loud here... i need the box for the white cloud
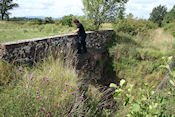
[11,0,84,18]
[11,0,175,19]
[126,0,175,19]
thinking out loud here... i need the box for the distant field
[0,21,113,43]
[0,21,75,43]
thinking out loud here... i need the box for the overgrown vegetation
[0,1,175,116]
[110,57,175,116]
[114,14,158,35]
[108,8,175,115]
[0,56,113,116]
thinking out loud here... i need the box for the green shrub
[162,5,175,26]
[173,32,175,37]
[43,17,54,24]
[164,21,175,33]
[35,19,43,25]
[114,16,158,36]
[60,14,73,27]
[110,57,175,116]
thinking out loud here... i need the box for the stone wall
[0,29,115,64]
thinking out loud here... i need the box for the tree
[82,0,128,30]
[162,5,175,25]
[0,0,18,20]
[149,5,167,27]
[43,17,54,24]
[60,14,74,27]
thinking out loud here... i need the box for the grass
[0,21,113,43]
[0,56,80,116]
[1,19,175,116]
[109,29,175,116]
[164,21,175,38]
[0,21,74,42]
[0,55,116,116]
[100,23,113,30]
[110,28,175,87]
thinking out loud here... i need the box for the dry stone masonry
[0,29,115,64]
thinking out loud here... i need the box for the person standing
[73,19,87,54]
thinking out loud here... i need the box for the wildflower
[17,95,20,98]
[36,91,39,94]
[41,107,45,111]
[63,88,66,92]
[79,96,83,99]
[76,94,79,96]
[65,83,68,86]
[47,78,49,81]
[40,98,42,101]
[18,68,22,71]
[71,92,74,95]
[36,96,40,99]
[54,79,56,82]
[77,88,79,90]
[47,113,50,117]
[96,107,99,111]
[57,104,60,108]
[43,76,45,79]
[43,97,46,99]
[20,72,23,75]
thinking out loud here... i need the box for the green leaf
[110,83,117,88]
[169,80,175,86]
[172,72,175,78]
[168,56,173,64]
[159,65,169,70]
[113,92,121,99]
[124,97,130,106]
[120,79,126,87]
[132,104,140,112]
[151,108,158,115]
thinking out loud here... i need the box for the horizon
[10,0,175,19]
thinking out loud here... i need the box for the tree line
[0,0,175,30]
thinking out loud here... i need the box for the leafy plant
[114,15,158,36]
[110,56,175,116]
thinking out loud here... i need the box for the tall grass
[0,55,115,116]
[109,29,175,87]
[0,56,81,116]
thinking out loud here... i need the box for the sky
[11,0,175,19]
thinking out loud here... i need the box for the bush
[164,21,175,33]
[43,17,54,24]
[60,14,73,27]
[35,19,43,25]
[114,16,158,36]
[162,5,175,26]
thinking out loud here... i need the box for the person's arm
[73,28,80,34]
